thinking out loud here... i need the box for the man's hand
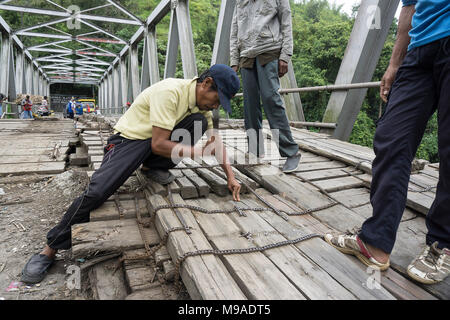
[231,65,239,73]
[278,60,288,78]
[228,177,241,202]
[380,65,399,103]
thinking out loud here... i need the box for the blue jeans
[22,111,33,119]
[241,58,299,158]
[0,104,3,116]
[360,36,450,253]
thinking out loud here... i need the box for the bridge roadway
[0,115,447,300]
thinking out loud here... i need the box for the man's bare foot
[40,245,57,260]
[366,243,390,264]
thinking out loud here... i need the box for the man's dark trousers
[359,36,450,253]
[46,113,208,250]
[241,58,299,158]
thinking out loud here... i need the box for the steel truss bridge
[0,0,400,140]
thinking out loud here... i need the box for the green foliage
[416,113,439,163]
[349,109,376,148]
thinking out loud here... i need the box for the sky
[329,0,402,19]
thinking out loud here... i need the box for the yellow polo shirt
[113,78,213,140]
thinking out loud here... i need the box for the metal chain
[173,233,323,291]
[152,202,337,217]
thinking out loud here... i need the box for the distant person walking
[21,96,33,119]
[230,0,301,172]
[0,93,5,118]
[66,98,75,119]
[325,0,450,285]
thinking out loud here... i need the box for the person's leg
[142,113,209,171]
[241,63,265,157]
[256,59,299,158]
[359,44,439,257]
[325,43,439,270]
[45,134,152,251]
[426,37,450,250]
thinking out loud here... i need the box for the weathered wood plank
[71,219,160,259]
[89,259,128,300]
[188,196,307,300]
[0,162,66,176]
[147,193,246,300]
[250,189,395,299]
[295,168,362,182]
[312,176,365,193]
[176,176,199,199]
[90,198,149,222]
[230,197,357,300]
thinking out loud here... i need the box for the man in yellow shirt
[21,64,242,284]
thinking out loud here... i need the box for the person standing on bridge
[20,64,242,284]
[230,0,301,173]
[0,93,5,117]
[325,0,449,285]
[21,95,33,119]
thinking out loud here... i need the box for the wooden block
[90,155,104,163]
[195,168,229,196]
[163,260,176,282]
[186,175,210,197]
[71,219,160,259]
[90,198,149,222]
[147,193,246,300]
[89,258,128,300]
[154,246,171,267]
[176,176,198,199]
[123,249,159,292]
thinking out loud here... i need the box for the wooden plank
[71,219,160,259]
[230,197,357,300]
[406,188,434,215]
[250,189,396,299]
[290,160,348,173]
[123,249,158,292]
[154,246,171,267]
[0,162,66,176]
[147,193,246,300]
[182,158,229,197]
[0,154,67,164]
[296,138,373,174]
[295,168,362,182]
[89,258,128,300]
[176,176,198,199]
[329,188,370,208]
[352,204,418,222]
[187,196,307,300]
[238,163,334,210]
[312,176,365,193]
[90,198,149,222]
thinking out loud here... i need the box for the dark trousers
[241,59,299,158]
[47,113,208,250]
[359,36,450,253]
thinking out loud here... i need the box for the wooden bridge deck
[0,116,447,300]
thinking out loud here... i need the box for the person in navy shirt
[326,0,450,285]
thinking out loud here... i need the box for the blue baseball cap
[209,64,240,114]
